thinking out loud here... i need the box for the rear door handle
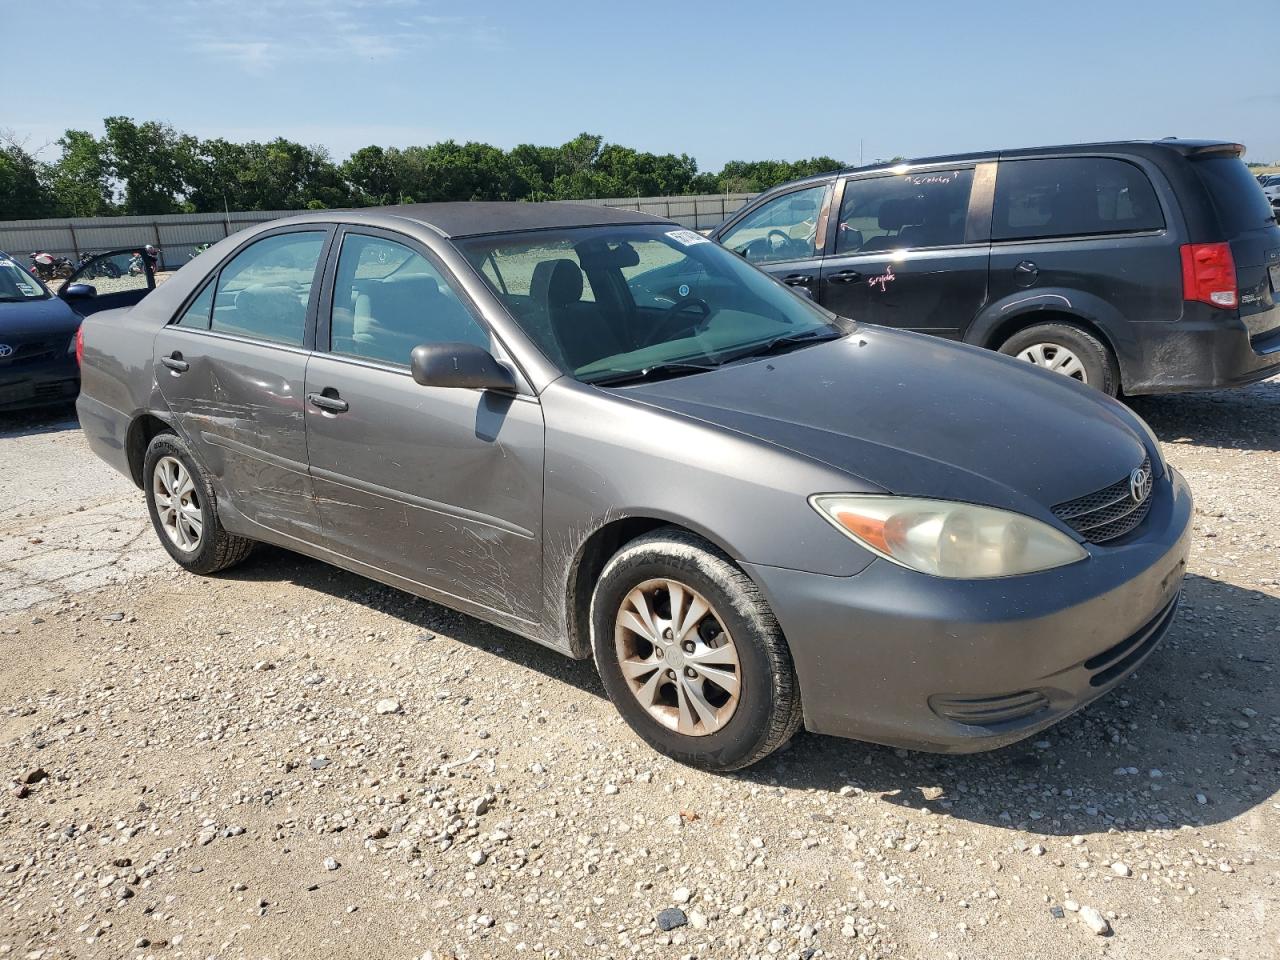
[161,353,189,373]
[782,274,813,286]
[828,270,863,284]
[307,391,348,413]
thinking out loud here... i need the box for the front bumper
[745,466,1193,753]
[0,354,79,411]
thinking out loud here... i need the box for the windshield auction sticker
[666,229,709,246]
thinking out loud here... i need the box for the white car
[1262,175,1280,207]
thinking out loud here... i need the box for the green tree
[102,117,191,214]
[0,136,55,219]
[47,130,114,216]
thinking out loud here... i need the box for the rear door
[818,164,990,337]
[1188,153,1280,342]
[986,156,1180,331]
[303,227,546,626]
[59,249,155,317]
[714,181,833,300]
[152,227,332,543]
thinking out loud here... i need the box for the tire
[999,322,1119,396]
[143,431,254,575]
[590,527,802,772]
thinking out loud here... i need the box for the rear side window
[993,157,1164,241]
[1192,156,1277,235]
[210,232,326,346]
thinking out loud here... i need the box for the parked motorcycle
[28,251,74,281]
[76,252,124,280]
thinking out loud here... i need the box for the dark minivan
[709,140,1280,395]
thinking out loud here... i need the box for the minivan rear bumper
[1121,309,1280,395]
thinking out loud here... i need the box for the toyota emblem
[1129,466,1152,503]
[0,344,13,358]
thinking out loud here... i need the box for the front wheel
[143,431,254,575]
[591,528,802,772]
[999,322,1119,396]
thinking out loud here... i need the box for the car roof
[347,201,674,239]
[764,139,1247,192]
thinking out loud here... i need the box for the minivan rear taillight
[1180,242,1238,309]
[75,326,84,366]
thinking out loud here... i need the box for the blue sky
[3,0,1277,171]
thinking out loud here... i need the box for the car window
[1192,156,1277,234]
[834,169,974,255]
[719,184,828,265]
[993,157,1164,241]
[71,251,150,297]
[175,281,215,329]
[329,233,489,366]
[0,256,48,301]
[210,232,326,346]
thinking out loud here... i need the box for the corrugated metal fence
[0,194,755,268]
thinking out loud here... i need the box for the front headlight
[810,495,1088,579]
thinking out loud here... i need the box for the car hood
[0,296,80,340]
[619,327,1153,518]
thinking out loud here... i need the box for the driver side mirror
[63,283,97,300]
[410,342,516,392]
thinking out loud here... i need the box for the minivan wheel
[143,431,254,575]
[590,528,802,772]
[999,322,1119,396]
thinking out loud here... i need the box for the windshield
[460,224,848,384]
[0,256,50,302]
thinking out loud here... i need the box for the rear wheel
[591,528,802,772]
[999,322,1119,396]
[143,431,254,574]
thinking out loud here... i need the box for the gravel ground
[1,376,1278,960]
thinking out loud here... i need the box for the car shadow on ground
[225,548,1278,838]
[1129,376,1280,452]
[0,403,79,439]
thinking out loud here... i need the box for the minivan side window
[993,158,1164,241]
[210,231,326,346]
[329,233,489,367]
[834,169,975,254]
[720,184,828,265]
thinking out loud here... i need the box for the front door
[819,166,990,337]
[715,182,833,301]
[303,228,546,627]
[59,249,155,317]
[152,228,331,542]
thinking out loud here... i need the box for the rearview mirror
[63,283,97,300]
[410,342,516,392]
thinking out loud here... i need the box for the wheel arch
[561,514,748,660]
[125,412,176,488]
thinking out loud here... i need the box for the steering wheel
[640,296,713,347]
[766,229,797,257]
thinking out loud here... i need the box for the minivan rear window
[1191,156,1277,235]
[993,157,1164,241]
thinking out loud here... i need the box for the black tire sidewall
[1000,323,1117,396]
[143,432,223,573]
[591,541,785,771]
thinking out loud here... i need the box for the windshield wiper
[716,328,843,365]
[582,360,720,387]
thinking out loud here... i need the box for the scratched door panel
[303,354,546,625]
[152,326,318,540]
[820,168,987,337]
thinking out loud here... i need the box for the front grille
[0,339,60,366]
[929,690,1050,726]
[1084,593,1180,687]
[1051,457,1152,544]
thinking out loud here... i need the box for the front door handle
[783,274,813,286]
[828,270,863,284]
[161,352,189,373]
[307,391,349,413]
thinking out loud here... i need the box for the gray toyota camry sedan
[76,202,1192,771]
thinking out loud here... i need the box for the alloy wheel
[1015,342,1088,383]
[613,578,741,736]
[153,456,203,552]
